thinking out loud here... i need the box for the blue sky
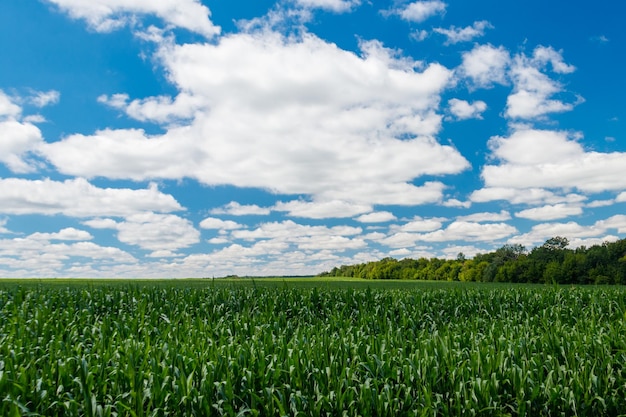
[0,0,625,277]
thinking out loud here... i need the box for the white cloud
[532,46,576,74]
[85,212,200,253]
[0,237,136,278]
[470,186,586,206]
[393,1,447,23]
[0,91,46,173]
[274,200,371,219]
[587,199,614,208]
[515,204,583,221]
[42,31,469,207]
[505,47,578,119]
[210,201,271,216]
[0,120,44,173]
[459,44,510,88]
[417,221,518,242]
[447,98,487,120]
[443,198,471,208]
[0,219,10,235]
[482,128,626,193]
[354,211,397,223]
[507,215,626,248]
[457,210,511,222]
[98,93,207,125]
[199,217,243,230]
[391,216,444,233]
[0,178,182,217]
[231,220,361,241]
[411,30,429,42]
[29,90,60,107]
[441,245,484,259]
[487,129,583,165]
[317,181,450,206]
[380,232,420,248]
[294,0,361,13]
[434,20,492,44]
[44,0,220,37]
[0,91,22,118]
[28,228,93,241]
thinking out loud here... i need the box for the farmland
[1,279,626,416]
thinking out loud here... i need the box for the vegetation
[320,237,626,284]
[1,282,626,415]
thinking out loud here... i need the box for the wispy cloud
[434,20,492,44]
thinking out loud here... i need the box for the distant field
[1,278,625,416]
[0,276,543,290]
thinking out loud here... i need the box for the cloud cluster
[41,31,469,208]
[0,90,48,173]
[0,178,182,217]
[44,0,220,37]
[482,129,626,193]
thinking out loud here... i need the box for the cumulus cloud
[41,31,469,208]
[457,210,511,222]
[505,47,578,119]
[274,200,372,219]
[416,221,518,242]
[0,119,44,173]
[381,220,516,247]
[0,91,22,118]
[390,1,447,23]
[508,215,626,248]
[0,237,136,278]
[84,212,200,253]
[210,202,271,216]
[447,98,487,120]
[434,20,492,44]
[199,217,243,230]
[470,186,586,206]
[390,216,444,233]
[532,46,576,74]
[44,0,220,37]
[232,220,361,241]
[354,211,397,223]
[482,128,626,193]
[0,178,182,217]
[515,204,583,221]
[28,228,93,241]
[459,44,510,88]
[0,90,46,173]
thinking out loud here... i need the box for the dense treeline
[320,237,626,284]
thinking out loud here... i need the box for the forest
[319,237,626,284]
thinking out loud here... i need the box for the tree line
[319,237,626,284]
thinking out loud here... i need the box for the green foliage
[321,237,626,284]
[1,284,626,416]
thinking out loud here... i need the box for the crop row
[1,284,626,416]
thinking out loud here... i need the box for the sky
[0,0,625,278]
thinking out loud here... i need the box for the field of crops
[1,280,626,416]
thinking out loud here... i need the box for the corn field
[1,282,626,416]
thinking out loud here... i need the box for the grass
[1,278,625,416]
